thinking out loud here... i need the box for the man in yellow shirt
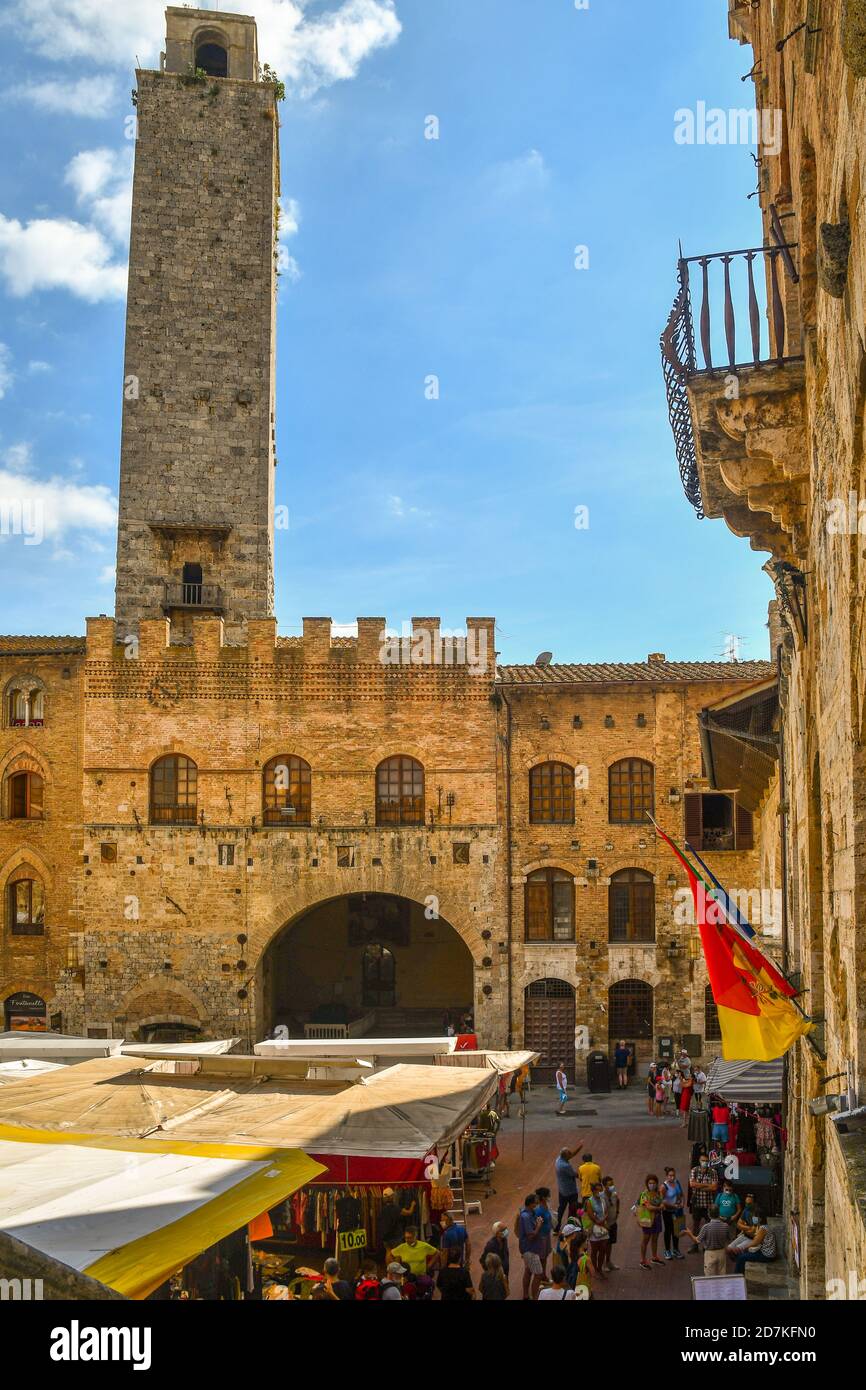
[578,1152,602,1198]
[389,1226,438,1298]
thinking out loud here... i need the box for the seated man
[727,1192,759,1253]
[731,1211,777,1274]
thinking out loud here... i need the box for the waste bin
[586,1051,611,1093]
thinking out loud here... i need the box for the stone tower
[114,7,279,642]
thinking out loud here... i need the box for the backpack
[355,1276,381,1301]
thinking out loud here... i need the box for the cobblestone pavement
[463,1081,699,1300]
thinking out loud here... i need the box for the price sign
[338,1228,367,1253]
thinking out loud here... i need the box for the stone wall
[502,672,766,1066]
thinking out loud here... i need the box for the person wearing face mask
[636,1173,664,1269]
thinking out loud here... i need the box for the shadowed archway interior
[261,892,474,1037]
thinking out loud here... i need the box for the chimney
[647,652,666,665]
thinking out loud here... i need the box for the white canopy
[0,1032,123,1063]
[0,1056,500,1158]
[0,1059,65,1086]
[0,1125,323,1300]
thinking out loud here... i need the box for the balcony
[661,240,808,563]
[163,582,224,613]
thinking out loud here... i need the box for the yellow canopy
[0,1123,324,1299]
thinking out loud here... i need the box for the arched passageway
[261,893,475,1038]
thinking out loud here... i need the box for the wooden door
[524,979,575,1084]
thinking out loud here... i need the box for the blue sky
[0,0,775,663]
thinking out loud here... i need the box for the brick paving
[463,1082,700,1299]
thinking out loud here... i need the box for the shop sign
[338,1228,367,1253]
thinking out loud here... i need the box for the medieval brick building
[661,0,866,1299]
[1,10,771,1088]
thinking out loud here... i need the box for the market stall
[695,1056,786,1216]
[0,1053,501,1297]
[0,1122,323,1298]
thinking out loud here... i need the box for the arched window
[8,770,44,820]
[150,755,198,825]
[263,755,311,825]
[609,869,655,943]
[608,979,654,1040]
[705,983,721,1043]
[608,758,654,824]
[376,756,424,826]
[525,869,574,942]
[529,761,575,824]
[195,39,228,78]
[6,677,45,728]
[8,875,45,936]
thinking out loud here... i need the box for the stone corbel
[688,364,808,564]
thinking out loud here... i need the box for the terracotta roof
[0,636,86,654]
[498,660,775,686]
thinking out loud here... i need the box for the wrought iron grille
[660,258,703,517]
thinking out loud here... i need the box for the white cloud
[0,343,12,398]
[3,442,33,473]
[4,0,401,100]
[277,195,302,283]
[65,146,133,243]
[387,494,430,521]
[0,454,117,545]
[0,145,131,303]
[0,213,127,301]
[487,149,550,199]
[27,359,51,373]
[7,74,118,117]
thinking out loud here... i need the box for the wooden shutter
[735,802,754,851]
[684,793,703,851]
[28,774,44,819]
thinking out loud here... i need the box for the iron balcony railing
[163,582,224,612]
[660,239,804,517]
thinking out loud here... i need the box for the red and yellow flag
[656,824,812,1061]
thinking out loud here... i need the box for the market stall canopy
[255,1036,457,1062]
[0,1057,499,1159]
[0,1229,126,1300]
[0,1059,66,1086]
[0,1032,124,1064]
[436,1049,538,1073]
[0,1124,324,1300]
[705,1056,784,1104]
[120,1039,239,1057]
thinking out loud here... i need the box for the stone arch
[193,27,229,78]
[0,845,54,890]
[519,857,576,879]
[0,742,51,783]
[523,751,575,771]
[252,886,486,968]
[119,976,207,1035]
[255,888,487,1039]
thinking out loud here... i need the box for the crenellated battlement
[85,615,497,678]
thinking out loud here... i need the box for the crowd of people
[642,1050,708,1124]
